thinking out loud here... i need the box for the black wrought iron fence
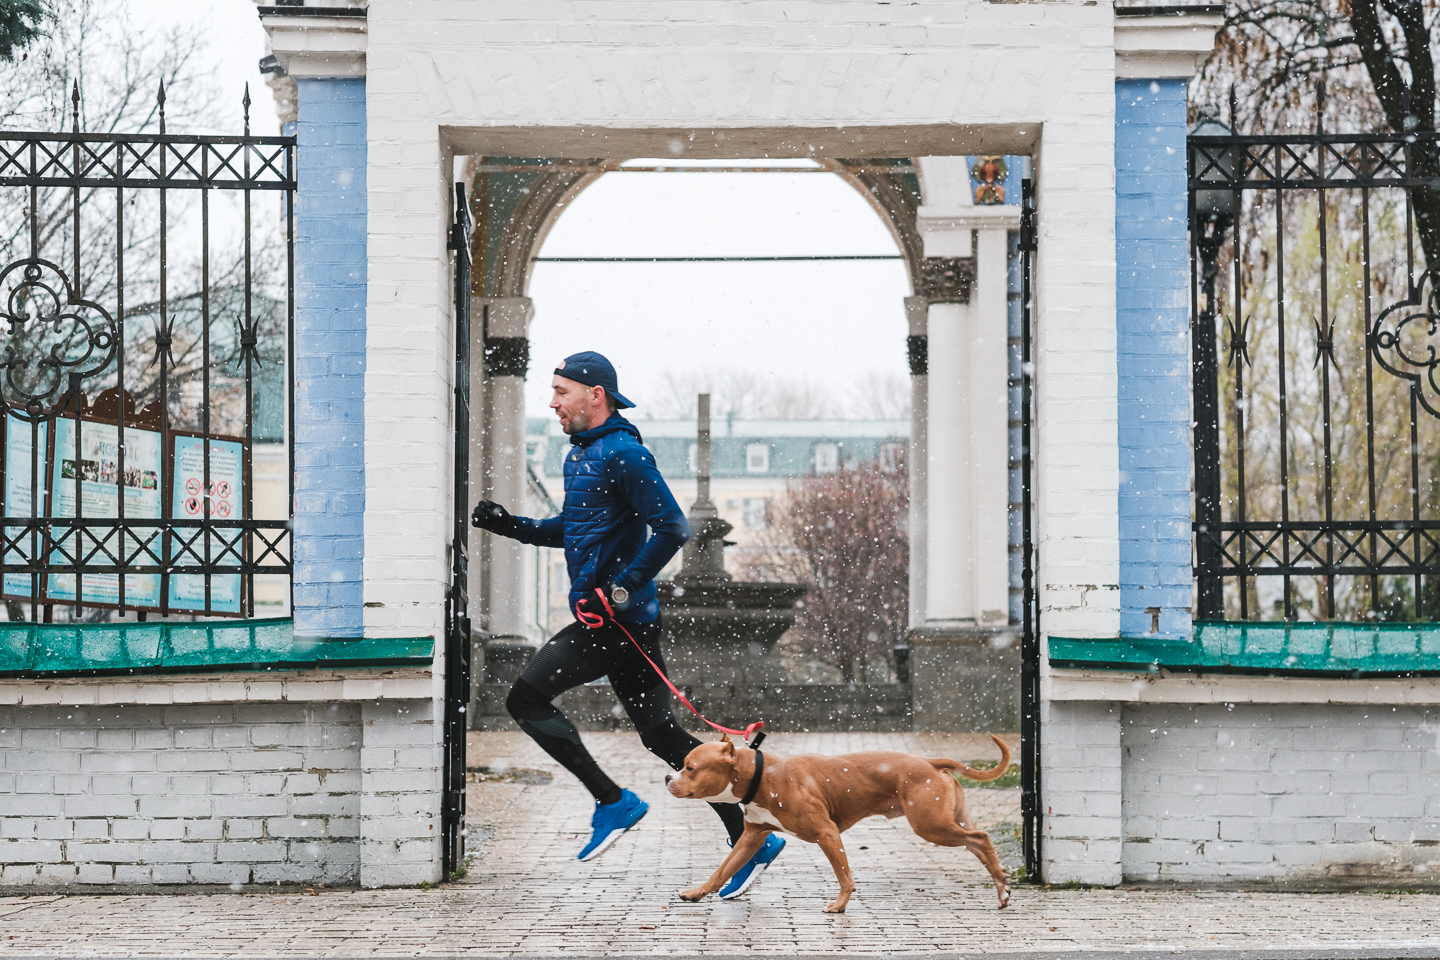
[0,84,294,619]
[1191,122,1440,621]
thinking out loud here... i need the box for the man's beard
[562,409,591,435]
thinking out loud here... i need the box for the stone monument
[655,394,806,690]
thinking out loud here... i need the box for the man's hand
[602,581,635,613]
[576,582,634,628]
[471,500,519,537]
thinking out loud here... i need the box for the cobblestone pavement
[2,731,1438,958]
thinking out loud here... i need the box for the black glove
[471,500,519,537]
[576,581,635,628]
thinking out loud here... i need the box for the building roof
[526,416,908,480]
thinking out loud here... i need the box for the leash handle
[581,587,765,744]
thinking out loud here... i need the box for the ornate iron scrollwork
[0,258,117,410]
[1372,267,1440,418]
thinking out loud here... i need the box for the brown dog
[666,734,1012,913]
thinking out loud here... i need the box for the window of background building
[814,442,839,474]
[879,441,904,472]
[746,443,770,473]
[743,497,773,530]
[688,442,698,473]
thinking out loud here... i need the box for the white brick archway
[458,153,1019,662]
[260,0,1220,886]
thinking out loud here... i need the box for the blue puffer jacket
[511,415,689,624]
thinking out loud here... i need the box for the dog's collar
[739,749,764,806]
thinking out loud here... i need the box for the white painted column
[467,297,487,635]
[477,297,532,639]
[906,295,929,630]
[925,298,973,622]
[971,224,1013,626]
[915,158,1020,627]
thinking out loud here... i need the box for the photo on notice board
[168,434,245,615]
[2,414,49,601]
[45,417,164,609]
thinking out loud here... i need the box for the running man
[472,351,784,897]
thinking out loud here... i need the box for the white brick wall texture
[1042,699,1123,885]
[0,703,362,887]
[360,0,1122,643]
[0,669,435,708]
[359,699,442,888]
[1121,703,1440,884]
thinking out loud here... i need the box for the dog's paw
[678,887,709,903]
[823,901,847,913]
[997,888,1011,910]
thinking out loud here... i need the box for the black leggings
[506,618,744,843]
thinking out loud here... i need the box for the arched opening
[463,150,1022,735]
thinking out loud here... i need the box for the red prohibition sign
[184,496,201,516]
[185,478,201,496]
[216,500,232,518]
[217,481,232,499]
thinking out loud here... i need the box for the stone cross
[677,393,733,583]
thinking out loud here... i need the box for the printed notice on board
[46,418,163,608]
[168,435,244,614]
[2,414,48,600]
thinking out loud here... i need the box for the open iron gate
[1018,178,1042,882]
[442,183,473,876]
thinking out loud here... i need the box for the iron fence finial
[70,81,80,133]
[157,80,166,135]
[243,83,251,138]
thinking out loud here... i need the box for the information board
[2,414,48,600]
[46,417,164,608]
[167,434,245,614]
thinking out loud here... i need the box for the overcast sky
[129,1,912,420]
[526,170,910,419]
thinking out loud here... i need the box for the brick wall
[1121,703,1440,884]
[1114,78,1192,640]
[1042,699,1124,885]
[294,77,367,638]
[0,702,361,887]
[358,699,442,888]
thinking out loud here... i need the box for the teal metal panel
[1049,621,1440,677]
[0,618,433,678]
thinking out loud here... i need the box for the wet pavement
[1,731,1437,958]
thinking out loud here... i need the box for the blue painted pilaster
[293,78,366,637]
[1116,79,1191,639]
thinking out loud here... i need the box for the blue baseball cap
[553,351,635,409]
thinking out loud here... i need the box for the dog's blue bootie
[719,832,786,900]
[577,789,648,861]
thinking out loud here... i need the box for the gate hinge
[447,223,466,252]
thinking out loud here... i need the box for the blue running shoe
[719,832,786,900]
[577,789,648,861]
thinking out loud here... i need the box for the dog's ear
[720,733,731,744]
[720,737,736,758]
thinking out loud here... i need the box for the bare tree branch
[739,455,909,681]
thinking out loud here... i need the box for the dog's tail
[928,734,1012,782]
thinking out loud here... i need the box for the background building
[522,416,908,637]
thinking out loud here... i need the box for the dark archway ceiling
[467,157,968,303]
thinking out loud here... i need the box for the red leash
[577,588,765,744]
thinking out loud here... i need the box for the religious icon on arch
[971,155,1008,205]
